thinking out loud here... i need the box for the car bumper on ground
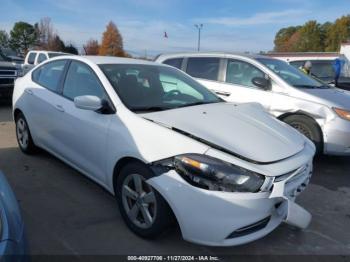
[0,172,27,257]
[323,117,350,155]
[148,160,312,246]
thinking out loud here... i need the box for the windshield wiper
[130,106,171,112]
[175,101,221,109]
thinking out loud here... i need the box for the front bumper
[323,116,350,155]
[148,161,312,246]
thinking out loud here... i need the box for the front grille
[226,216,271,239]
[0,69,16,77]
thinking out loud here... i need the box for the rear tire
[283,115,323,154]
[116,161,173,239]
[15,113,37,154]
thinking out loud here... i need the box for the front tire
[15,113,37,154]
[116,161,173,238]
[283,115,323,154]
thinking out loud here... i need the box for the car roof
[155,52,269,60]
[51,55,164,66]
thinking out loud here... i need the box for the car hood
[298,88,350,109]
[0,61,17,69]
[141,102,305,164]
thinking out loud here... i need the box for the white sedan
[12,56,315,246]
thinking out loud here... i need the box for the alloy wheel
[16,118,29,150]
[121,173,157,229]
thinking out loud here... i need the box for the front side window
[63,61,105,100]
[27,52,36,64]
[37,53,47,64]
[186,57,220,81]
[163,58,183,69]
[32,60,66,92]
[257,58,327,89]
[100,64,222,112]
[226,59,265,88]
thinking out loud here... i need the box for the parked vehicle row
[13,55,315,246]
[155,52,350,156]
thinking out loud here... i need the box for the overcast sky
[1,0,350,56]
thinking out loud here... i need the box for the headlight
[155,154,265,193]
[333,108,350,121]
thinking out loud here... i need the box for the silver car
[156,52,350,155]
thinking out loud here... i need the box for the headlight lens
[156,154,265,193]
[333,108,350,121]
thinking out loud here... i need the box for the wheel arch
[13,108,23,121]
[278,111,324,152]
[112,156,148,195]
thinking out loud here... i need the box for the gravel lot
[0,104,350,258]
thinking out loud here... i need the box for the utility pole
[194,24,203,51]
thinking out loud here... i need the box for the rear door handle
[214,91,231,97]
[55,105,65,112]
[25,89,33,95]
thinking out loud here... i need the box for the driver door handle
[25,89,33,95]
[55,105,65,113]
[214,91,231,97]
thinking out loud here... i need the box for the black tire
[15,112,38,154]
[116,161,174,239]
[283,115,323,154]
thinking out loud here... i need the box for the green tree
[9,22,37,55]
[296,20,323,51]
[274,26,300,51]
[320,22,332,50]
[0,30,9,49]
[64,43,78,54]
[325,15,350,51]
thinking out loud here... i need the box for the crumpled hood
[297,88,350,109]
[142,103,305,164]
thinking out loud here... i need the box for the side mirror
[252,77,270,90]
[74,95,103,111]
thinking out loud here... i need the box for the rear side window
[63,61,105,100]
[37,53,47,64]
[27,52,36,64]
[186,57,220,81]
[32,60,67,92]
[163,58,183,69]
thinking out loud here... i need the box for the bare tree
[36,17,54,50]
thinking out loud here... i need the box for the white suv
[156,52,350,155]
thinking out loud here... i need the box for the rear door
[184,57,224,95]
[26,59,68,150]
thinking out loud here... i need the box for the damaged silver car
[156,53,350,155]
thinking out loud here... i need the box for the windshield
[257,58,328,89]
[99,64,222,112]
